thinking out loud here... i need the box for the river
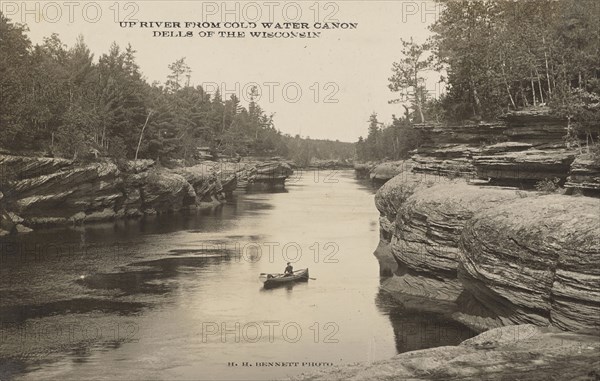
[0,170,474,380]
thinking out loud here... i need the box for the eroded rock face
[295,324,600,381]
[9,161,124,225]
[374,172,434,220]
[409,110,595,188]
[474,149,577,182]
[566,154,600,191]
[374,170,600,333]
[413,121,507,146]
[394,183,521,277]
[411,144,480,177]
[173,163,237,203]
[377,180,524,329]
[460,194,600,331]
[370,161,412,184]
[501,109,568,145]
[137,168,196,214]
[252,161,293,186]
[0,154,294,232]
[0,155,72,181]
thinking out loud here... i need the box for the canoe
[261,269,309,288]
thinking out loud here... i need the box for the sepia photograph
[0,1,599,380]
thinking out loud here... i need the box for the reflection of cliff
[375,290,475,354]
[370,110,600,333]
[0,155,292,234]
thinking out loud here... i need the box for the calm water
[0,170,474,380]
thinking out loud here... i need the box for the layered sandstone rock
[0,154,294,232]
[409,122,505,177]
[374,171,600,333]
[9,161,124,225]
[0,154,72,182]
[460,194,600,331]
[370,161,412,184]
[251,161,293,186]
[413,121,507,146]
[473,149,577,182]
[411,144,478,177]
[375,174,428,276]
[410,109,586,186]
[295,325,600,381]
[566,154,600,191]
[378,180,524,330]
[361,110,599,380]
[393,183,521,277]
[136,168,196,215]
[501,108,568,145]
[173,163,237,203]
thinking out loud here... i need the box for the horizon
[2,1,442,143]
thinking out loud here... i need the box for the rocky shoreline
[370,110,599,332]
[318,109,600,380]
[295,324,600,380]
[375,176,600,333]
[0,155,293,235]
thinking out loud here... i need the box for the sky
[3,0,443,142]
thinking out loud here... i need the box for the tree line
[357,0,599,162]
[0,13,354,165]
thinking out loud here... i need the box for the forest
[0,13,354,165]
[357,0,600,162]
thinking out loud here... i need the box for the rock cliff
[356,108,599,191]
[0,155,293,234]
[371,109,600,334]
[460,195,600,331]
[376,177,600,333]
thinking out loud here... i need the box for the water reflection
[375,289,475,353]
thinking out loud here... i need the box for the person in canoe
[284,262,293,276]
